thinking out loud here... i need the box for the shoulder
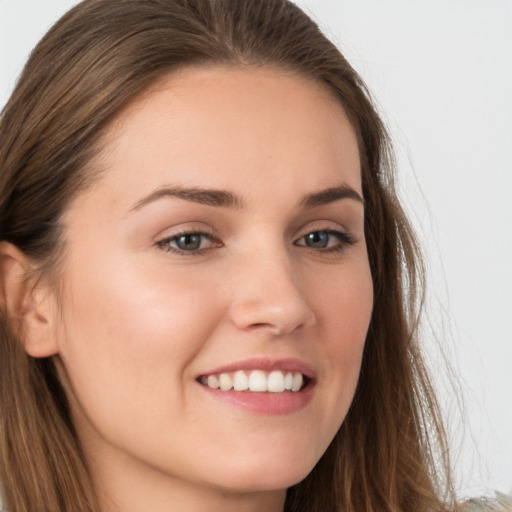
[463,492,512,511]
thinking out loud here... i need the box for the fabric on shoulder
[464,492,512,511]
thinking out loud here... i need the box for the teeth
[267,370,285,392]
[200,370,305,393]
[291,373,303,392]
[219,373,233,391]
[249,370,267,392]
[233,370,249,391]
[207,375,219,389]
[284,372,293,390]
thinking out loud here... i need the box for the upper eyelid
[155,221,351,240]
[294,228,353,245]
[157,230,218,245]
[158,228,351,249]
[155,223,216,240]
[153,213,358,240]
[155,231,221,256]
[293,220,350,238]
[296,228,346,238]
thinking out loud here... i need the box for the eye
[303,231,331,249]
[295,229,354,253]
[156,231,220,254]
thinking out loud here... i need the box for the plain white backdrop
[1,0,511,499]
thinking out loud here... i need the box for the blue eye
[304,231,330,249]
[173,233,203,251]
[157,231,218,254]
[296,229,354,252]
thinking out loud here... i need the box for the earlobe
[0,242,59,358]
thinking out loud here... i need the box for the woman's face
[49,67,373,505]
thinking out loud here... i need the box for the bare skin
[20,66,373,512]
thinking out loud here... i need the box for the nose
[228,248,316,336]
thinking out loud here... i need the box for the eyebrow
[130,185,243,211]
[130,183,364,212]
[300,184,364,208]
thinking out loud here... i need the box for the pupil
[177,234,201,250]
[306,231,329,248]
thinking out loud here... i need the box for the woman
[0,1,503,511]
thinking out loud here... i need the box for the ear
[0,242,59,358]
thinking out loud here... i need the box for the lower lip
[199,382,315,415]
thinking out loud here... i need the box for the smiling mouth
[198,369,309,393]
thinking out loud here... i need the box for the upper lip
[197,357,316,379]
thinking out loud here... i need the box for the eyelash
[156,230,219,256]
[155,228,356,256]
[295,229,356,254]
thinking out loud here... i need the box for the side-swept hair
[0,1,456,511]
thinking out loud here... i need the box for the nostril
[245,320,307,335]
[247,322,270,330]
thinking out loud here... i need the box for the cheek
[60,249,220,348]
[54,254,223,420]
[312,256,373,348]
[309,258,373,407]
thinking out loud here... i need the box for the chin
[202,449,319,493]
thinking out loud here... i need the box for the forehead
[81,66,361,211]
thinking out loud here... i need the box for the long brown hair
[0,1,456,511]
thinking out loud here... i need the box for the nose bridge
[228,238,316,334]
